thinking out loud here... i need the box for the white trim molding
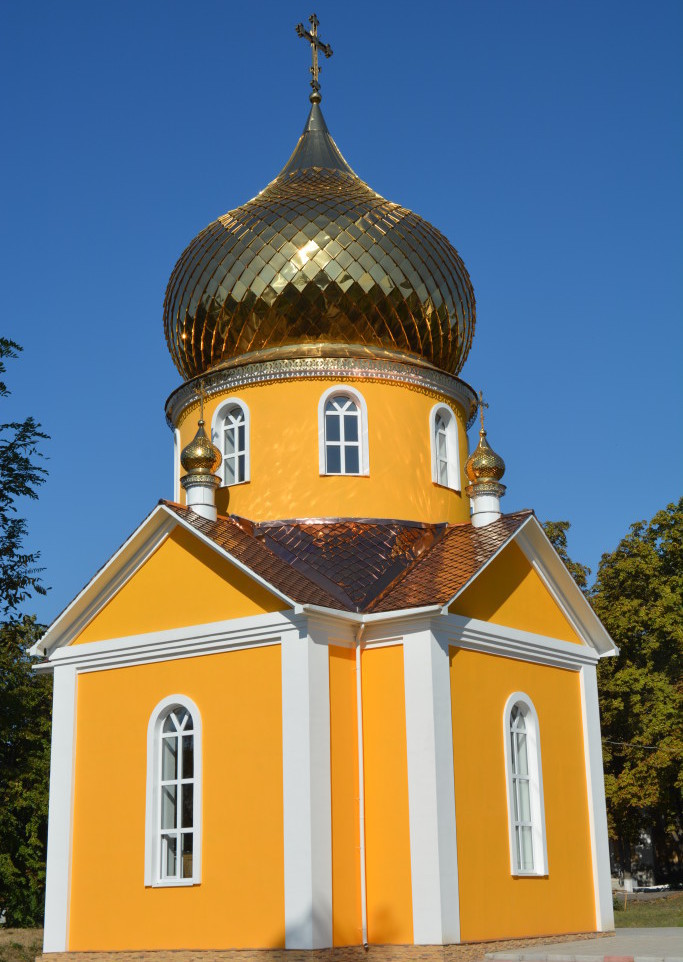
[502,692,548,877]
[281,623,332,949]
[173,428,181,502]
[42,665,77,953]
[429,402,461,492]
[403,629,460,944]
[145,694,203,888]
[438,613,600,671]
[514,518,618,657]
[317,384,370,476]
[210,396,251,486]
[32,505,298,658]
[579,665,615,931]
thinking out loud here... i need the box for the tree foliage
[0,338,48,614]
[0,340,51,924]
[542,519,591,592]
[0,617,52,926]
[593,499,683,881]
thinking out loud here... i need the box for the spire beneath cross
[478,390,489,434]
[198,379,206,424]
[295,13,333,104]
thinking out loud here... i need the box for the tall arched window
[318,386,369,476]
[503,694,547,876]
[145,695,202,886]
[429,403,460,491]
[211,399,250,486]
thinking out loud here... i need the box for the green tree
[542,519,591,592]
[0,338,48,613]
[593,499,683,883]
[0,617,52,926]
[0,339,51,924]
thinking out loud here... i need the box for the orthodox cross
[198,380,206,424]
[478,390,489,432]
[295,14,333,103]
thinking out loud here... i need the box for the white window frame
[503,692,548,877]
[429,403,460,491]
[145,694,202,887]
[211,398,250,487]
[318,385,370,476]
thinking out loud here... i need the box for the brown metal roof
[163,502,533,614]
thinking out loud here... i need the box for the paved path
[486,926,682,961]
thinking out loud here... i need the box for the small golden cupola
[465,392,506,527]
[180,391,222,521]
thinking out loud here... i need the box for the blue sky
[2,0,681,625]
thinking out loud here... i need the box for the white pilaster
[43,664,77,952]
[403,629,460,944]
[580,664,615,931]
[281,626,332,949]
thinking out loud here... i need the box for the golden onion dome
[180,420,221,476]
[164,103,476,380]
[465,428,506,484]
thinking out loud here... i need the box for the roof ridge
[365,521,455,612]
[257,529,360,612]
[164,503,350,611]
[360,522,449,610]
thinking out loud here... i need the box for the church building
[35,17,615,955]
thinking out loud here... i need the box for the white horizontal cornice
[36,611,305,673]
[435,612,599,670]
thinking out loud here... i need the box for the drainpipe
[355,622,369,948]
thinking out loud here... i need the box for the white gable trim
[442,515,616,657]
[514,517,617,657]
[33,506,176,657]
[33,505,296,658]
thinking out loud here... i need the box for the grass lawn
[0,928,42,962]
[613,890,683,927]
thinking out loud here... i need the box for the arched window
[145,695,202,886]
[429,404,460,491]
[318,386,369,476]
[211,399,250,486]
[503,694,548,876]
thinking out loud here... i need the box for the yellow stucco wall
[69,645,285,950]
[329,646,362,946]
[73,525,286,645]
[362,644,413,945]
[451,541,583,644]
[176,378,470,524]
[450,648,595,941]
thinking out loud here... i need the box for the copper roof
[164,502,533,614]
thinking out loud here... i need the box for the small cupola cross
[478,390,489,434]
[295,13,333,103]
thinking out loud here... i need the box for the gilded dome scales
[163,22,476,383]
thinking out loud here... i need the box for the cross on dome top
[478,390,489,434]
[295,13,333,103]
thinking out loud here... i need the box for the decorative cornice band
[180,473,220,489]
[465,480,507,497]
[165,356,478,430]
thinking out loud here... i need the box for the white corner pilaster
[43,664,77,952]
[403,628,460,944]
[281,624,332,949]
[580,664,614,931]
